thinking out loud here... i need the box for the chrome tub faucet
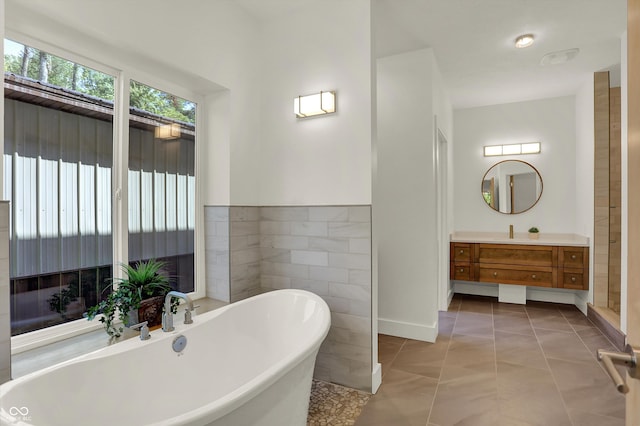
[162,291,194,332]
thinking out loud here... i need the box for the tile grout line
[425,299,461,426]
[561,309,631,403]
[491,301,500,421]
[527,305,577,426]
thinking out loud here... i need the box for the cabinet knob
[460,250,464,254]
[532,274,537,279]
[571,277,577,282]
[493,272,498,277]
[571,254,577,260]
[459,268,464,273]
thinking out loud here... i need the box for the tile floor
[355,294,625,426]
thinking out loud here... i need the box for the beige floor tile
[529,315,575,332]
[568,411,625,426]
[428,372,499,426]
[453,312,494,338]
[494,330,548,370]
[535,328,597,363]
[546,357,625,419]
[492,302,527,314]
[493,314,535,335]
[350,295,624,425]
[356,369,437,426]
[390,340,448,380]
[458,299,494,315]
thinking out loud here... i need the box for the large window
[3,39,197,336]
[128,81,195,293]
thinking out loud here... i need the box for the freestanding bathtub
[0,289,331,426]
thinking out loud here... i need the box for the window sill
[11,297,227,378]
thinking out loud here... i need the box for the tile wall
[204,205,373,392]
[204,207,230,302]
[0,201,10,383]
[229,207,261,302]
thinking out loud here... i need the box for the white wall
[376,48,451,342]
[453,96,577,234]
[258,0,372,206]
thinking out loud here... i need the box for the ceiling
[8,0,627,110]
[238,0,627,109]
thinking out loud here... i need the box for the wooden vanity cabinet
[450,243,474,281]
[558,246,589,290]
[450,242,589,290]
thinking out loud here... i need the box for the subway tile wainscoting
[205,205,373,392]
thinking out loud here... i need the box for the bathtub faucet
[162,291,194,332]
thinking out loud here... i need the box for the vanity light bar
[483,142,541,157]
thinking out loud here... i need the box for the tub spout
[162,291,194,332]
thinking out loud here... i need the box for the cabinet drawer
[478,244,555,267]
[478,265,553,287]
[559,247,586,268]
[451,263,472,281]
[559,269,587,290]
[451,243,472,262]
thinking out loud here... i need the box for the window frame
[5,32,204,353]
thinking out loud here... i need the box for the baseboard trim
[587,304,626,351]
[454,281,587,312]
[453,281,498,297]
[371,362,382,394]
[378,318,437,342]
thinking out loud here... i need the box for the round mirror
[481,160,543,214]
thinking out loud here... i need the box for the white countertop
[450,231,589,247]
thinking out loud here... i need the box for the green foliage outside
[4,40,195,124]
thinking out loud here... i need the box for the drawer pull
[459,268,464,273]
[460,250,464,254]
[493,272,498,277]
[571,277,577,282]
[532,274,537,279]
[571,254,577,260]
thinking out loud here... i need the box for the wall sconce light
[483,142,541,157]
[294,91,336,118]
[155,123,181,140]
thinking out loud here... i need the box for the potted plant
[528,227,540,240]
[86,259,178,338]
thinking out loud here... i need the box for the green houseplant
[528,227,540,240]
[87,259,178,338]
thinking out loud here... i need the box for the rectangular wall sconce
[294,91,336,118]
[155,123,181,140]
[483,142,541,157]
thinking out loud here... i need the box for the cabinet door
[559,247,587,269]
[451,243,472,262]
[478,264,554,287]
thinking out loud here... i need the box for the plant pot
[528,232,539,240]
[137,295,165,328]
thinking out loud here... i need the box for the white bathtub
[0,289,331,426]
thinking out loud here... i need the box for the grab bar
[597,344,639,394]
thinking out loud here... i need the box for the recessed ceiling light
[515,34,535,49]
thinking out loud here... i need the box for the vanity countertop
[450,231,589,247]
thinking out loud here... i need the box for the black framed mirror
[481,160,543,214]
